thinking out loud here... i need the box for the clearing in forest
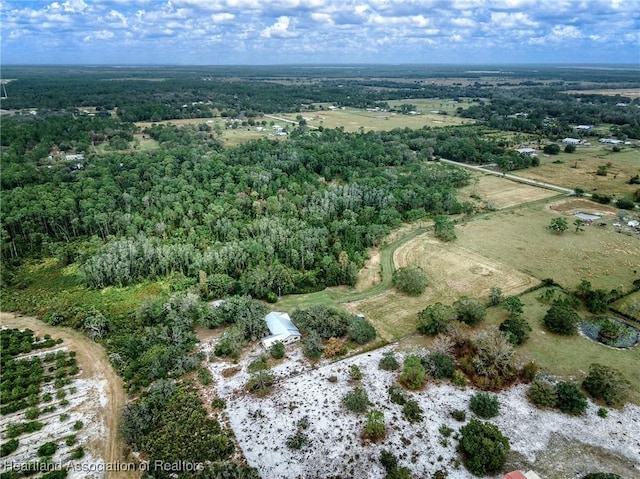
[346,233,537,340]
[458,174,560,210]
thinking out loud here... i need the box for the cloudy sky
[1,0,639,65]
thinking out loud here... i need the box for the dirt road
[0,312,136,479]
[438,158,578,195]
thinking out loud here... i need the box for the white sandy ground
[203,342,640,479]
[0,353,109,479]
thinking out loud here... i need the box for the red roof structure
[503,472,528,479]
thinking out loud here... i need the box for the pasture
[458,174,561,210]
[346,233,537,341]
[480,289,640,405]
[274,107,474,133]
[516,144,640,197]
[455,199,640,290]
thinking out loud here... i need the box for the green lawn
[482,288,640,405]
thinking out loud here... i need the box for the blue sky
[1,0,639,65]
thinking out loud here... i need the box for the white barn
[261,312,301,349]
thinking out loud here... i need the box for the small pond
[581,317,640,348]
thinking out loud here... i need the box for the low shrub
[555,381,588,415]
[527,377,558,409]
[422,352,455,380]
[402,399,423,423]
[269,342,285,360]
[343,387,370,414]
[469,392,499,418]
[388,385,408,405]
[582,363,631,407]
[450,409,466,422]
[459,419,510,476]
[378,351,400,371]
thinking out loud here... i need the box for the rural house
[515,147,536,157]
[261,312,301,349]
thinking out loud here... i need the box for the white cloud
[260,16,298,38]
[62,0,88,13]
[211,12,235,23]
[84,29,114,41]
[1,0,638,64]
[491,12,537,29]
[549,24,582,40]
[107,9,128,26]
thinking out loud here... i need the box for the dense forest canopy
[1,65,639,478]
[1,115,476,298]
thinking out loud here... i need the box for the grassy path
[276,225,430,311]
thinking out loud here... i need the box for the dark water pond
[580,317,640,348]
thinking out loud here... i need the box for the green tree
[489,286,504,306]
[543,143,561,154]
[302,331,323,360]
[392,266,429,296]
[527,377,558,408]
[292,305,351,339]
[269,342,285,360]
[459,419,510,476]
[433,215,457,241]
[543,304,580,335]
[564,144,576,153]
[343,387,370,414]
[421,352,455,379]
[246,369,275,396]
[582,363,631,407]
[502,296,524,317]
[548,217,569,234]
[348,315,376,344]
[454,297,487,326]
[378,351,400,371]
[417,302,456,335]
[574,218,585,232]
[555,381,588,415]
[499,316,532,345]
[399,355,426,390]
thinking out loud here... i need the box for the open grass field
[455,199,640,290]
[612,290,640,321]
[274,107,474,133]
[563,88,640,99]
[480,288,640,405]
[516,144,640,197]
[386,98,477,115]
[345,232,538,341]
[458,173,561,210]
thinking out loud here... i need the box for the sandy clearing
[354,250,381,291]
[204,343,640,479]
[0,313,134,479]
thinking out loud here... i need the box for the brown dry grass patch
[346,233,537,340]
[547,198,619,215]
[515,145,640,196]
[354,250,381,291]
[460,174,559,209]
